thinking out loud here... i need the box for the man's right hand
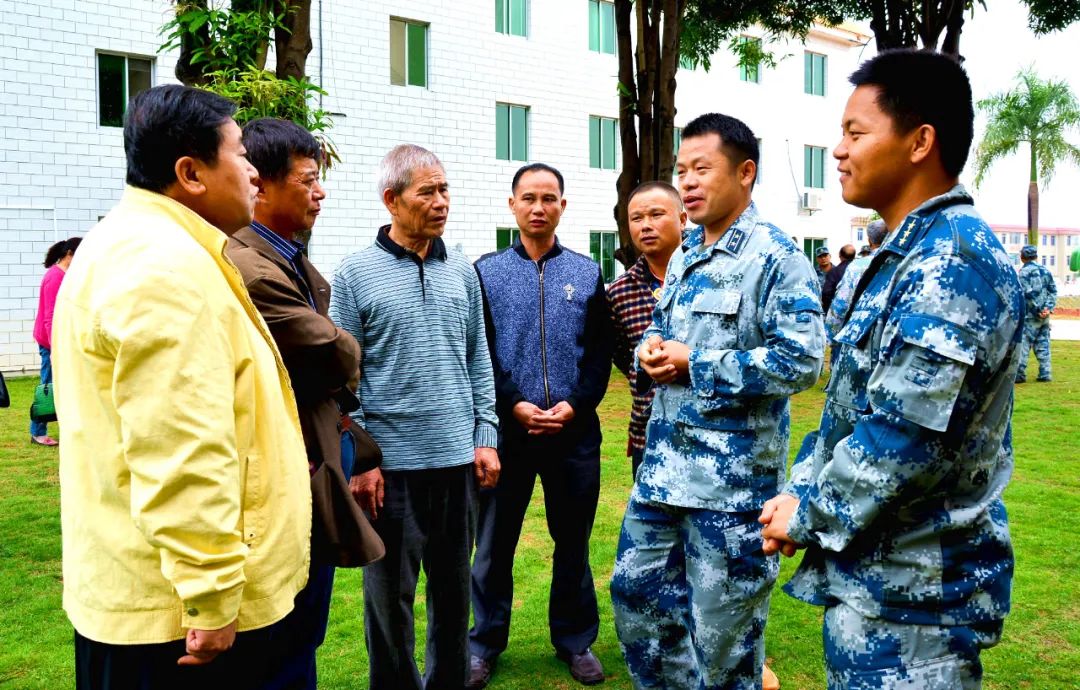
[177,620,237,666]
[512,401,565,435]
[639,335,678,383]
[350,467,385,520]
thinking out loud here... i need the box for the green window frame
[673,126,683,157]
[804,51,826,96]
[803,237,826,263]
[589,115,618,170]
[588,0,615,54]
[755,137,762,184]
[390,18,428,87]
[738,36,761,83]
[496,0,527,36]
[590,230,618,283]
[804,145,826,189]
[98,53,153,127]
[496,227,520,250]
[496,103,529,161]
[679,54,695,71]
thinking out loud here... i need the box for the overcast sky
[955,0,1080,228]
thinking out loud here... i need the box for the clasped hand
[637,335,691,384]
[758,494,803,557]
[513,400,575,436]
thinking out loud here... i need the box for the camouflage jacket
[784,187,1022,626]
[1019,261,1057,321]
[634,202,824,511]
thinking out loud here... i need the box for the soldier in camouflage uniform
[1015,244,1056,382]
[760,51,1022,690]
[610,113,824,690]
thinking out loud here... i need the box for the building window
[496,0,527,36]
[496,226,520,250]
[673,126,682,157]
[679,54,696,71]
[590,230,618,282]
[1012,233,1023,244]
[390,18,427,87]
[588,0,615,54]
[1050,255,1056,266]
[803,237,826,262]
[98,53,153,127]
[496,103,529,161]
[1051,235,1057,246]
[804,145,826,189]
[738,36,761,83]
[856,227,864,242]
[804,51,827,96]
[590,115,618,170]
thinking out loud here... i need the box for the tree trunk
[1028,145,1039,245]
[275,0,312,80]
[940,0,966,58]
[174,0,211,85]
[614,0,640,268]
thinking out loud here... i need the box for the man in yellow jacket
[52,84,312,689]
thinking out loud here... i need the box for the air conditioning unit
[801,192,822,212]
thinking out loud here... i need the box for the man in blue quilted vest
[468,163,613,688]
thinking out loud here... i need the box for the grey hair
[866,219,888,247]
[378,144,444,196]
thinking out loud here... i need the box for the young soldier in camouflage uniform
[760,50,1023,690]
[611,113,824,689]
[1015,244,1056,382]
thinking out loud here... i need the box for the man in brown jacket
[226,117,382,688]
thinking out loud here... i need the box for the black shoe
[466,655,495,689]
[557,648,605,685]
[1037,376,1052,382]
[1015,376,1026,383]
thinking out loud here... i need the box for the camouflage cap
[1021,245,1038,259]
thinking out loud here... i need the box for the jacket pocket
[689,289,741,349]
[827,309,878,412]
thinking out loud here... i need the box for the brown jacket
[227,225,383,568]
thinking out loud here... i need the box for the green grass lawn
[1,343,1078,689]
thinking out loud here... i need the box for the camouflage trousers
[1016,319,1051,380]
[610,498,778,690]
[824,603,1004,690]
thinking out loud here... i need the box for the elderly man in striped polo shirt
[329,144,501,690]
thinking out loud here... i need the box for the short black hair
[124,84,237,193]
[512,163,564,195]
[44,237,82,268]
[848,50,974,178]
[629,180,682,208]
[242,118,323,182]
[681,113,759,176]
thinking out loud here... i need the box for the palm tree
[974,69,1080,245]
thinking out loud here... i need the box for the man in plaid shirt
[607,181,685,478]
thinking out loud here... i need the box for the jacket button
[187,608,198,617]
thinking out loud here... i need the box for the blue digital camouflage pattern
[824,602,1003,690]
[784,187,1022,632]
[633,201,825,512]
[611,502,776,690]
[1016,260,1056,381]
[612,202,823,689]
[824,254,874,339]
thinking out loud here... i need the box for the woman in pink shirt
[30,237,81,446]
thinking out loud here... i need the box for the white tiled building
[0,0,873,373]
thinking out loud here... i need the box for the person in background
[825,220,888,337]
[814,246,833,292]
[1015,244,1056,383]
[607,181,684,480]
[30,236,81,446]
[821,243,856,314]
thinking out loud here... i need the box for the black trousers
[362,463,477,690]
[74,616,287,690]
[469,424,601,661]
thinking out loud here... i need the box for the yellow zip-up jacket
[53,187,312,644]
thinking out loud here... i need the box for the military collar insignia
[722,226,749,255]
